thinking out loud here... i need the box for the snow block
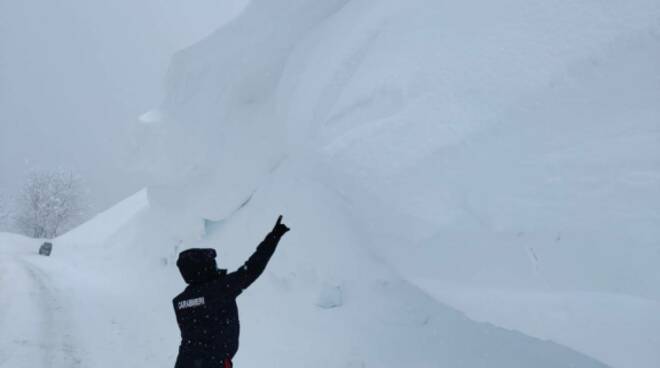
[316,283,343,309]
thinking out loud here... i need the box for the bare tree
[15,169,85,239]
[0,193,9,231]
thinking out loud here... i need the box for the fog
[1,1,658,367]
[0,0,249,215]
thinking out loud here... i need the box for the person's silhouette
[173,216,290,368]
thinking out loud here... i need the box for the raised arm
[225,216,289,294]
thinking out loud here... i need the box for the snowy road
[0,250,174,368]
[0,253,83,368]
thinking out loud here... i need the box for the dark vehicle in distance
[39,242,53,256]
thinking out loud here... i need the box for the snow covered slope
[134,0,658,365]
[42,173,608,368]
[139,0,660,298]
[416,281,660,368]
[9,0,657,367]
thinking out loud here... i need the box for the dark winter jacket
[173,231,283,366]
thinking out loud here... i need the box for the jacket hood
[176,248,220,284]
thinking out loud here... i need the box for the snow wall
[58,0,660,367]
[136,0,660,296]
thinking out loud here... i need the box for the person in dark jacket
[173,215,290,368]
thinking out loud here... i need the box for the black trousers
[175,355,233,368]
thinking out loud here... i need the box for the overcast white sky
[0,0,249,216]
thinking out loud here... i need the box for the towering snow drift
[53,167,609,368]
[53,0,659,367]
[138,0,660,295]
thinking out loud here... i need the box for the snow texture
[2,0,659,367]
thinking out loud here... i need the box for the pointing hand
[272,215,290,237]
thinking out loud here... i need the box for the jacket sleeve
[224,232,282,295]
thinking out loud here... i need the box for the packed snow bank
[137,0,660,296]
[388,29,660,297]
[416,281,660,368]
[49,166,609,368]
[43,0,660,367]
[56,189,149,251]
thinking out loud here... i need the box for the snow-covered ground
[416,281,660,368]
[2,0,659,367]
[0,187,610,368]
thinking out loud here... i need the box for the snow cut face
[135,0,351,220]
[108,0,660,366]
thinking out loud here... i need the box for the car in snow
[38,242,53,256]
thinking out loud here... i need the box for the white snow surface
[2,0,660,367]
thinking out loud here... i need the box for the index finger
[276,215,283,225]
